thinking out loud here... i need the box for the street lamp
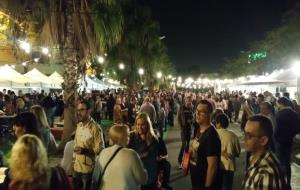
[41,47,49,55]
[97,56,105,64]
[119,63,125,70]
[159,36,166,40]
[33,58,40,63]
[138,68,144,86]
[156,71,162,79]
[18,40,31,54]
[138,68,144,76]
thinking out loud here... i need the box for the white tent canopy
[90,77,109,90]
[79,76,103,91]
[0,65,34,88]
[239,75,285,85]
[49,71,64,84]
[24,68,57,88]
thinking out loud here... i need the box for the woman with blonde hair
[8,134,49,190]
[91,124,147,190]
[128,112,159,190]
[6,134,72,190]
[30,105,57,152]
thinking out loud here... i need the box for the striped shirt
[243,151,286,190]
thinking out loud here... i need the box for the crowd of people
[0,87,300,190]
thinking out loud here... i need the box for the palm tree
[3,0,123,148]
[107,1,174,89]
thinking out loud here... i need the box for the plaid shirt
[243,151,286,190]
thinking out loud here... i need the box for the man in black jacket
[274,97,300,190]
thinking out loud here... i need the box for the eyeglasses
[243,132,261,140]
[77,108,88,112]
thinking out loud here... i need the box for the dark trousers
[190,164,204,190]
[158,159,171,187]
[190,164,220,190]
[225,110,232,122]
[73,172,92,190]
[168,111,174,127]
[219,170,234,190]
[141,183,157,190]
[275,142,292,190]
[178,129,191,163]
[234,109,240,122]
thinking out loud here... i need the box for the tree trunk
[58,0,78,150]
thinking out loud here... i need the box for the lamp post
[97,56,105,64]
[138,68,144,86]
[156,71,162,79]
[118,63,125,70]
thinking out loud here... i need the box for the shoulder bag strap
[99,146,123,180]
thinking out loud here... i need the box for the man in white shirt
[215,113,241,190]
[73,100,105,190]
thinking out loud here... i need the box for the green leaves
[222,3,300,77]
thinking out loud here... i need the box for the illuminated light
[156,71,162,79]
[185,77,194,83]
[250,52,267,61]
[119,63,125,70]
[177,76,182,82]
[168,74,172,79]
[19,40,31,53]
[159,36,166,40]
[41,47,49,55]
[33,58,39,63]
[292,61,300,76]
[48,54,51,57]
[97,56,105,64]
[104,53,108,57]
[0,12,9,31]
[22,62,27,66]
[138,68,144,76]
[106,72,110,75]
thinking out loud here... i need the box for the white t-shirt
[60,140,75,176]
[216,128,241,171]
[98,145,147,190]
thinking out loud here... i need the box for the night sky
[146,0,297,75]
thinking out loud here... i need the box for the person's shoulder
[207,126,219,134]
[226,129,239,138]
[121,148,138,156]
[205,126,221,141]
[259,152,281,172]
[90,119,102,129]
[65,140,75,147]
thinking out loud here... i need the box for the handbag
[182,149,192,176]
[91,147,123,189]
[182,131,203,176]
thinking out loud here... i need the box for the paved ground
[166,123,300,190]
